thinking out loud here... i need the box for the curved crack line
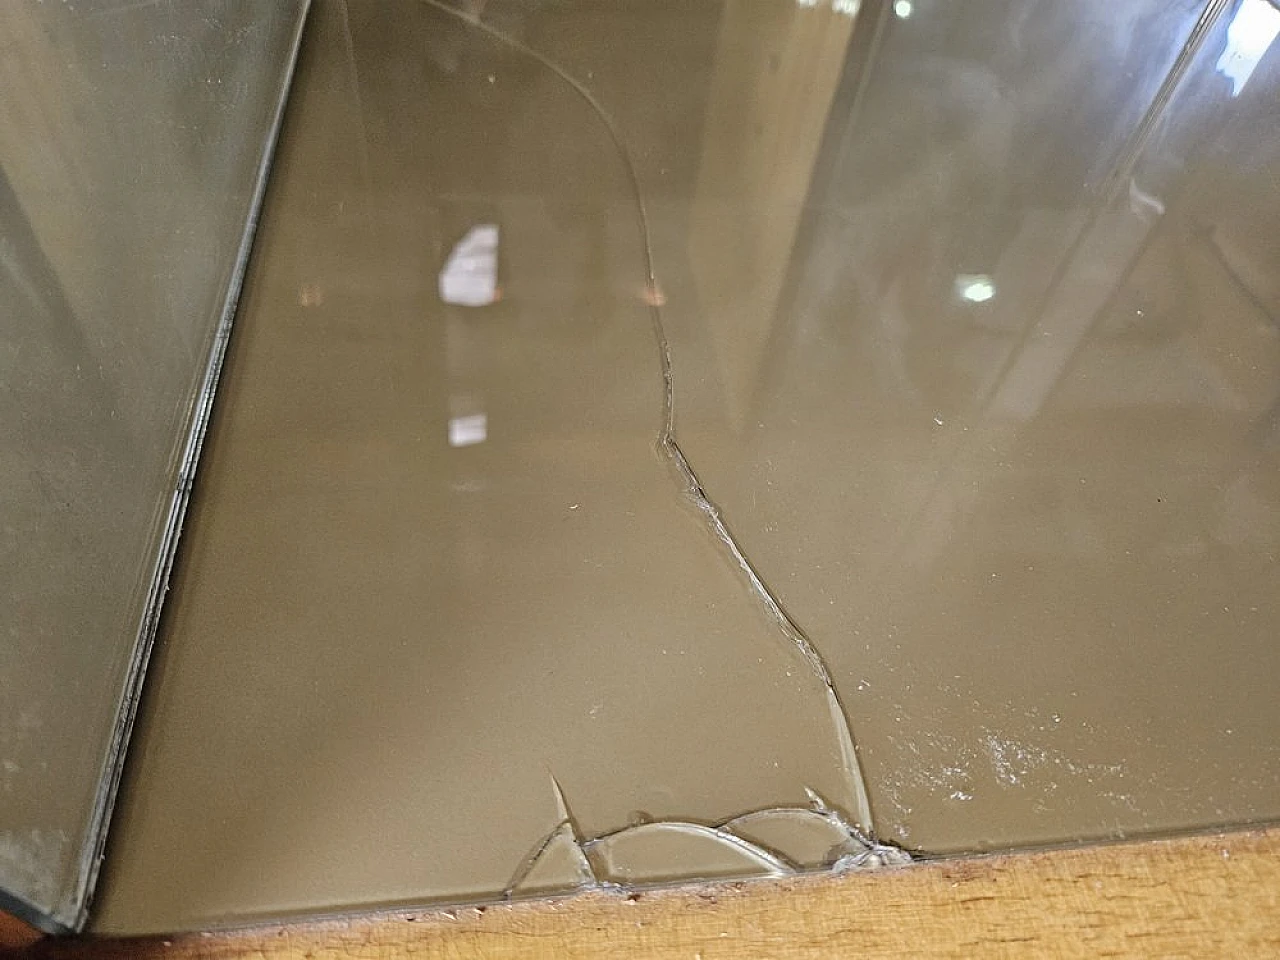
[421,0,875,837]
[582,822,794,877]
[507,779,907,897]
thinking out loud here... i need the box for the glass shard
[506,823,594,897]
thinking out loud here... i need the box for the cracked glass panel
[0,1,308,932]
[90,0,863,934]
[89,0,1280,935]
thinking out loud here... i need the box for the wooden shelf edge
[22,826,1280,958]
[1,909,43,950]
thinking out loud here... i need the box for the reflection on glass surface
[83,0,1280,934]
[448,413,489,447]
[675,0,1280,851]
[0,1,307,932]
[956,274,996,303]
[1217,0,1280,94]
[439,224,501,307]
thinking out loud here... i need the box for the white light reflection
[448,413,487,447]
[956,274,996,303]
[893,0,913,18]
[1216,0,1280,97]
[439,224,500,307]
[795,0,860,12]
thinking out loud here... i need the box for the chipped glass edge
[505,779,911,900]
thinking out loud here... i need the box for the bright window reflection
[1216,0,1280,96]
[439,224,500,307]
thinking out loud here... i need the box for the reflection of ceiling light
[448,413,487,447]
[833,0,860,16]
[956,275,995,303]
[893,0,913,18]
[439,224,499,307]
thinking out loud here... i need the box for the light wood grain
[19,826,1280,958]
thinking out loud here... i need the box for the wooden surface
[1,910,42,949]
[17,826,1280,958]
